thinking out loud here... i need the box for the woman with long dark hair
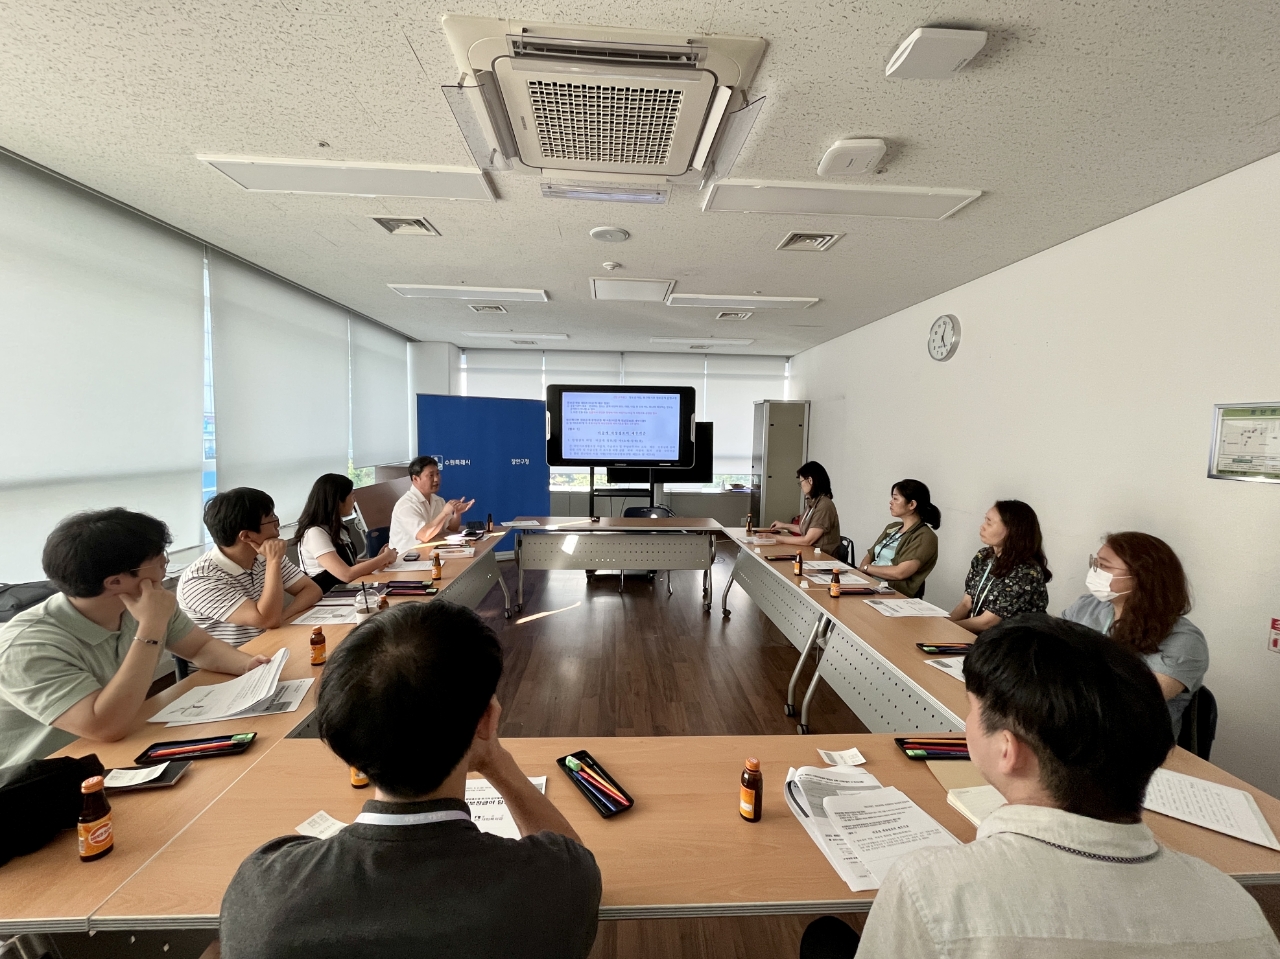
[949,500,1052,633]
[1062,531,1207,735]
[858,479,941,598]
[768,461,840,555]
[295,473,398,593]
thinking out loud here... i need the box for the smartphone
[556,750,634,818]
[916,643,974,655]
[403,551,421,561]
[105,760,192,792]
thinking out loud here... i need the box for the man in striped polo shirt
[178,488,321,648]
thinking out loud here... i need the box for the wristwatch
[134,636,161,646]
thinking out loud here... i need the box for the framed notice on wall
[1209,403,1280,483]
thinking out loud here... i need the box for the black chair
[1177,686,1218,760]
[622,505,675,519]
[364,525,390,556]
[834,536,855,566]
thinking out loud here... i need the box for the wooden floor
[475,541,865,740]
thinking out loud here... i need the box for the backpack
[0,581,59,623]
[0,754,106,865]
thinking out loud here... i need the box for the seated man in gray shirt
[802,615,1279,959]
[219,601,601,959]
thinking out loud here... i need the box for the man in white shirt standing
[389,456,475,555]
[178,488,321,648]
[806,614,1280,959]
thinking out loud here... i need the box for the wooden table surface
[91,734,1280,931]
[513,517,724,532]
[0,532,509,935]
[728,531,974,722]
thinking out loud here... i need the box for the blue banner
[416,394,550,525]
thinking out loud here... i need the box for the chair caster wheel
[721,609,731,618]
[784,704,796,717]
[796,724,810,735]
[504,610,512,619]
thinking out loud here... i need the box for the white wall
[791,151,1280,793]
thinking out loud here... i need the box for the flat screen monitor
[607,422,713,485]
[546,384,696,468]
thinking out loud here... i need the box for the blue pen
[571,768,621,811]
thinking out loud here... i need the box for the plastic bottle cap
[81,776,105,793]
[745,757,760,771]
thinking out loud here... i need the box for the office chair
[834,536,855,566]
[1177,686,1218,760]
[364,526,390,556]
[622,505,675,519]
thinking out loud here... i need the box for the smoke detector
[590,226,630,242]
[817,139,886,177]
[777,231,844,252]
[370,216,441,236]
[441,15,767,183]
[886,28,987,79]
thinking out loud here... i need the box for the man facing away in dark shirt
[218,601,601,959]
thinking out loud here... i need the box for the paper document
[865,598,950,617]
[385,559,435,571]
[806,570,872,586]
[1144,769,1280,850]
[825,787,960,883]
[926,656,966,682]
[947,785,1006,826]
[149,648,289,724]
[466,776,547,840]
[104,762,168,789]
[297,810,347,839]
[805,561,855,572]
[502,520,541,528]
[292,605,359,625]
[744,535,776,545]
[817,747,867,767]
[435,546,475,558]
[164,677,313,727]
[784,765,884,891]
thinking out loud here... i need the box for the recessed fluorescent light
[590,277,676,302]
[462,331,568,340]
[389,285,548,302]
[199,156,494,201]
[371,216,441,236]
[541,183,669,204]
[703,179,980,220]
[667,293,818,309]
[650,337,755,347]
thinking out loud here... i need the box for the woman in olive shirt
[949,499,1051,633]
[768,461,840,555]
[859,479,940,598]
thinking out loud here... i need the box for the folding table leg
[797,620,833,734]
[786,616,828,718]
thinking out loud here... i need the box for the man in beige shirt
[812,615,1280,959]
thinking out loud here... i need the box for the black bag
[0,581,59,623]
[0,754,105,866]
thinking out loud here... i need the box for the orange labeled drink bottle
[309,626,326,665]
[744,513,754,538]
[431,552,443,581]
[793,552,803,577]
[78,776,114,861]
[829,569,842,598]
[350,767,370,788]
[740,758,763,822]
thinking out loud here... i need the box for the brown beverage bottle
[486,513,494,533]
[350,767,370,788]
[78,776,114,861]
[309,626,326,665]
[829,568,842,598]
[431,551,443,581]
[739,758,763,822]
[745,513,754,538]
[793,552,803,577]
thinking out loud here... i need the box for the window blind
[544,351,622,388]
[0,153,205,581]
[207,252,350,525]
[705,355,788,475]
[463,349,544,400]
[351,317,410,468]
[622,352,707,401]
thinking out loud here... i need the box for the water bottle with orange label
[739,757,763,822]
[78,776,114,861]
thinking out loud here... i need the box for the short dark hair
[965,614,1173,821]
[203,488,275,548]
[317,602,503,798]
[408,456,439,478]
[42,508,172,598]
[796,461,833,500]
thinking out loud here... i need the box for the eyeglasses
[1088,554,1129,576]
[130,552,170,574]
[260,515,281,529]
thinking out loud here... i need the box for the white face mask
[1085,565,1129,603]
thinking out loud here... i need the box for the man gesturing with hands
[178,488,321,648]
[389,455,476,554]
[0,509,272,767]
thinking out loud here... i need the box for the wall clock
[928,314,961,361]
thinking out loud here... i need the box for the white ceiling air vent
[510,339,539,345]
[442,16,766,183]
[371,216,441,236]
[650,336,754,347]
[468,304,508,313]
[777,231,843,252]
[717,311,753,320]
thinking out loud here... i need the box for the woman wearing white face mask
[1062,532,1208,737]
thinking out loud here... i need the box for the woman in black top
[948,499,1051,633]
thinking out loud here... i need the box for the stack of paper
[1144,769,1280,850]
[947,785,1006,826]
[926,656,966,681]
[435,546,475,558]
[864,598,950,617]
[824,788,961,883]
[502,520,541,528]
[804,562,871,587]
[292,606,359,626]
[784,765,884,890]
[149,649,313,727]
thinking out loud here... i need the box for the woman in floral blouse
[948,500,1051,633]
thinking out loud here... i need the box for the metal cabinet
[749,400,810,527]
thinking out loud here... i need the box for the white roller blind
[623,352,707,400]
[464,349,544,400]
[706,355,788,474]
[0,153,205,580]
[544,351,621,388]
[208,252,350,525]
[351,318,410,468]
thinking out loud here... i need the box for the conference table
[0,531,510,936]
[509,516,722,613]
[721,530,972,734]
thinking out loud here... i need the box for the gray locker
[749,400,810,527]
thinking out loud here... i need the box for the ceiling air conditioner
[441,15,767,183]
